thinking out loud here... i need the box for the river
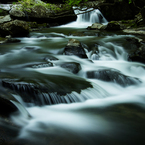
[0,9,145,145]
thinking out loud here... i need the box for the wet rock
[44,55,59,61]
[87,23,106,30]
[123,27,145,35]
[0,87,18,117]
[82,31,99,36]
[0,37,7,44]
[0,20,29,37]
[2,74,93,105]
[87,21,122,31]
[21,46,40,51]
[0,96,17,117]
[125,37,145,63]
[63,38,88,58]
[5,35,21,43]
[128,44,145,63]
[125,37,141,50]
[60,62,81,74]
[87,69,141,87]
[28,62,54,68]
[0,35,20,44]
[105,21,121,30]
[0,15,11,24]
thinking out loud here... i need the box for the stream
[0,9,145,145]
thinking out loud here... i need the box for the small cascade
[74,8,108,24]
[60,7,108,28]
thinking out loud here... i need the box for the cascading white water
[60,7,108,28]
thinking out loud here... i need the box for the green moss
[0,37,6,41]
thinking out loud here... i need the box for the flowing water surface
[0,9,145,145]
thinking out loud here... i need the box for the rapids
[0,8,145,145]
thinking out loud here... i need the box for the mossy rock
[0,8,9,16]
[0,20,30,37]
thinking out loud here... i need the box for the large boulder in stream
[63,38,88,58]
[9,4,77,25]
[0,20,29,37]
[1,70,96,105]
[124,37,145,64]
[87,21,122,31]
[87,69,141,87]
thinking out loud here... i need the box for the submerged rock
[64,38,88,58]
[2,72,93,105]
[44,55,59,61]
[87,69,141,87]
[28,62,54,68]
[60,62,81,74]
[0,20,29,37]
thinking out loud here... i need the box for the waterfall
[60,7,108,28]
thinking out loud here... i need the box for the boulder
[0,15,12,24]
[2,73,93,105]
[63,38,88,58]
[87,69,141,87]
[9,4,76,25]
[87,23,106,30]
[105,21,121,30]
[60,62,81,74]
[0,20,29,37]
[128,44,145,63]
[9,5,26,18]
[123,37,145,63]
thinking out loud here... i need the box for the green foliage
[64,0,88,7]
[117,0,134,4]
